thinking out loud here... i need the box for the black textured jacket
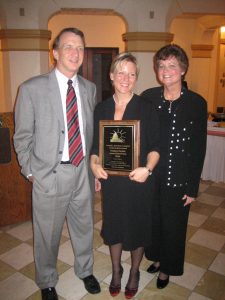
[141,87,207,197]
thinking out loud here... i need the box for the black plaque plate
[99,120,140,175]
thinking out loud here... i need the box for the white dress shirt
[55,69,86,162]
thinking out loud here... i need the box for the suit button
[61,130,64,134]
[53,170,57,173]
[59,151,62,154]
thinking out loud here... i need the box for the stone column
[122,32,173,94]
[190,44,215,112]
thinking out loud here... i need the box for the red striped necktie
[66,79,84,166]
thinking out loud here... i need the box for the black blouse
[91,94,160,168]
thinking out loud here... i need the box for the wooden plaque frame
[99,120,140,176]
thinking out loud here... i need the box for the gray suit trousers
[32,161,94,289]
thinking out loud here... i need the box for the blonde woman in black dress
[90,53,160,298]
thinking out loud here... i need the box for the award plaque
[99,120,140,176]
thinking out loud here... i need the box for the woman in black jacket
[142,44,207,289]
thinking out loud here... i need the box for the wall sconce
[149,10,154,19]
[220,26,225,39]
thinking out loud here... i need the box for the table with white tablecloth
[201,127,225,183]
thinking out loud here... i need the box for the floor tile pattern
[0,180,224,299]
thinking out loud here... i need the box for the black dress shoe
[157,276,169,289]
[147,263,160,273]
[82,275,101,294]
[41,287,58,300]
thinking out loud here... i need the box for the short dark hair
[52,27,85,50]
[154,44,189,76]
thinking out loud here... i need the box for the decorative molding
[122,32,174,52]
[175,13,205,19]
[220,38,225,44]
[57,8,128,31]
[60,8,116,15]
[191,44,214,58]
[0,29,51,51]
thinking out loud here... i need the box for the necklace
[168,100,173,114]
[162,90,183,114]
[113,93,134,106]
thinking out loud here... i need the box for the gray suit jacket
[14,70,96,193]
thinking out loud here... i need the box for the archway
[48,9,127,102]
[170,13,225,112]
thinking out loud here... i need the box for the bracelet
[145,167,152,176]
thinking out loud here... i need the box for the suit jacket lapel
[48,70,65,130]
[78,76,87,136]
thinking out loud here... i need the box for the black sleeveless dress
[91,94,160,251]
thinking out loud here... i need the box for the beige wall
[48,14,159,93]
[0,41,5,111]
[217,42,225,108]
[48,14,126,56]
[1,0,225,112]
[0,14,126,112]
[171,17,220,113]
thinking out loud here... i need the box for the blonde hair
[110,52,139,78]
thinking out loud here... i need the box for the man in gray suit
[14,27,100,300]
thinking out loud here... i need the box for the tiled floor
[0,180,225,300]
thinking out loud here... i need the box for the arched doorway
[170,13,225,113]
[48,10,127,102]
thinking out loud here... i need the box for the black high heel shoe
[125,271,140,299]
[157,274,169,289]
[109,266,123,297]
[147,262,160,273]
